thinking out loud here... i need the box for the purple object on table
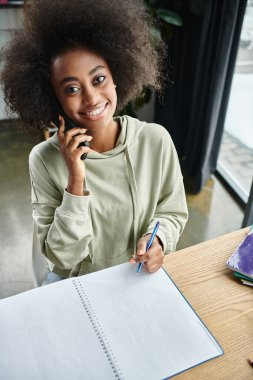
[226,226,253,279]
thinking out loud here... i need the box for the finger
[134,242,155,261]
[145,252,164,269]
[144,262,160,273]
[57,115,65,143]
[146,243,160,258]
[145,252,164,271]
[136,237,148,256]
[63,128,87,148]
[133,238,152,262]
[131,245,164,266]
[133,252,149,264]
[65,127,87,138]
[68,134,93,151]
[77,144,92,159]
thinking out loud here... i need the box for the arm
[29,150,92,270]
[132,131,188,272]
[145,176,188,254]
[146,132,188,253]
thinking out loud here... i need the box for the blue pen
[136,221,160,273]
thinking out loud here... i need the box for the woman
[1,0,188,282]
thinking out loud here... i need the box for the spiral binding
[73,278,124,380]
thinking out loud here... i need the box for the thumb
[137,236,148,256]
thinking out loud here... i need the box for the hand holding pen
[129,221,164,273]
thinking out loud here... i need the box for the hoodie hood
[49,115,146,159]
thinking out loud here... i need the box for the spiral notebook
[0,263,223,379]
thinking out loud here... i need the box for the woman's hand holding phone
[57,115,92,196]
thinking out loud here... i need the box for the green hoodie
[29,115,188,277]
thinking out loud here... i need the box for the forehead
[50,47,109,77]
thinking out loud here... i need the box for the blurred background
[0,0,252,298]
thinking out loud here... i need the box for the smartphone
[53,104,89,160]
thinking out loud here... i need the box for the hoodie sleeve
[145,132,188,254]
[29,148,92,270]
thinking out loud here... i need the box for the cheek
[62,98,80,116]
[110,87,117,108]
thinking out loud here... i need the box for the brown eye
[65,86,80,94]
[94,75,105,84]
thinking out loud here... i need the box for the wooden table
[163,227,253,379]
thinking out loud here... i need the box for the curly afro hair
[0,0,165,130]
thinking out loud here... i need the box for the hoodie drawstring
[125,148,139,255]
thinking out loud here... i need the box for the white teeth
[86,105,105,116]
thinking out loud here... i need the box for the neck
[89,120,120,153]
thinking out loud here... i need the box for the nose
[82,85,100,108]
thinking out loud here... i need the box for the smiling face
[50,47,117,132]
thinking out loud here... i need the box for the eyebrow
[89,65,106,75]
[59,65,106,86]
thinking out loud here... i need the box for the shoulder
[125,116,170,139]
[29,140,47,165]
[29,133,61,170]
[142,121,172,143]
[29,133,60,159]
[131,116,174,151]
[124,115,173,144]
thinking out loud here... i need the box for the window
[218,0,253,204]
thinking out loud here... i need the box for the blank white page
[0,279,116,380]
[76,263,223,379]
